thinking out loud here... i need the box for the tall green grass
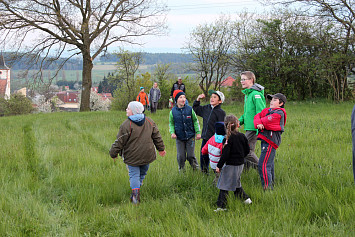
[0,102,354,236]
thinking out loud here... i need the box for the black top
[192,100,225,140]
[217,132,250,168]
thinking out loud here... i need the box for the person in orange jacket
[136,87,149,111]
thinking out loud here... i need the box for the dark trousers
[200,139,209,172]
[216,188,249,208]
[258,140,276,190]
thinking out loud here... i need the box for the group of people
[110,71,287,210]
[135,76,186,114]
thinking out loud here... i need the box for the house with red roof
[221,76,237,87]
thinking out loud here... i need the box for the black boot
[130,188,140,204]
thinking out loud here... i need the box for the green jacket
[239,83,266,132]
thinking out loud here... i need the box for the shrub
[0,94,35,116]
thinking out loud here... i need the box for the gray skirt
[217,164,244,191]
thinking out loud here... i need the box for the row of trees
[185,6,355,101]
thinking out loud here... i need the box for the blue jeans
[200,139,209,172]
[127,164,150,189]
[258,141,276,190]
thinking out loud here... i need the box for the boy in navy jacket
[254,93,287,190]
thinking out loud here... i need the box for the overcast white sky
[122,0,270,53]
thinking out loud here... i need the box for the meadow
[0,102,354,236]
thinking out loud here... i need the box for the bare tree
[263,0,355,34]
[0,0,167,111]
[184,16,236,95]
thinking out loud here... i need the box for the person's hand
[171,133,177,139]
[257,124,264,130]
[196,134,201,140]
[197,94,205,101]
[216,167,220,173]
[159,150,166,157]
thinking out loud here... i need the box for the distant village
[0,55,113,112]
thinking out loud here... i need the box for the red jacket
[201,135,224,170]
[254,108,287,149]
[136,91,149,105]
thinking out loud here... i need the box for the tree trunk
[80,51,93,112]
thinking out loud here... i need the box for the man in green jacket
[239,71,266,169]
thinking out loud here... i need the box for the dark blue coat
[172,105,195,141]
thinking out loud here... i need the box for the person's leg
[176,139,187,171]
[186,137,199,170]
[244,130,259,169]
[139,164,150,186]
[258,141,268,188]
[200,139,209,173]
[259,141,276,190]
[127,165,141,204]
[216,190,229,208]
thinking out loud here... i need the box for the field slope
[0,102,354,236]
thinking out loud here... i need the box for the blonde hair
[240,71,256,84]
[224,114,239,141]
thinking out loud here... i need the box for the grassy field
[0,102,354,236]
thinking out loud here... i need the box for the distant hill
[99,53,194,65]
[4,52,194,71]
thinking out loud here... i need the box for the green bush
[0,94,35,116]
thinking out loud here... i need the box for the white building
[0,54,10,99]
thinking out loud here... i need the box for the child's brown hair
[224,114,239,141]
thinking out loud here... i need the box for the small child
[215,115,251,211]
[254,93,287,190]
[169,90,201,171]
[109,101,166,204]
[136,87,149,111]
[193,90,226,173]
[201,122,225,183]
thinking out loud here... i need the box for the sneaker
[244,198,252,204]
[214,208,227,212]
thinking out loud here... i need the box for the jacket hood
[214,134,225,143]
[250,83,264,91]
[128,114,145,126]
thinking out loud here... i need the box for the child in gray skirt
[215,115,252,211]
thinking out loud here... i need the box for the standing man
[136,87,149,111]
[170,76,186,98]
[352,105,355,183]
[239,71,266,169]
[149,82,161,113]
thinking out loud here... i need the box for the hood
[128,114,145,126]
[214,134,225,143]
[242,83,264,95]
[250,83,264,91]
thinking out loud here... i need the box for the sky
[122,0,271,53]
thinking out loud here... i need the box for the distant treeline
[4,52,193,71]
[3,52,83,70]
[99,53,194,65]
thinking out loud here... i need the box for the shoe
[214,208,227,212]
[130,189,140,204]
[244,198,252,204]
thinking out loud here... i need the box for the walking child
[169,90,201,171]
[215,115,251,211]
[109,101,166,204]
[201,122,225,183]
[136,87,149,111]
[193,90,226,173]
[254,93,287,190]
